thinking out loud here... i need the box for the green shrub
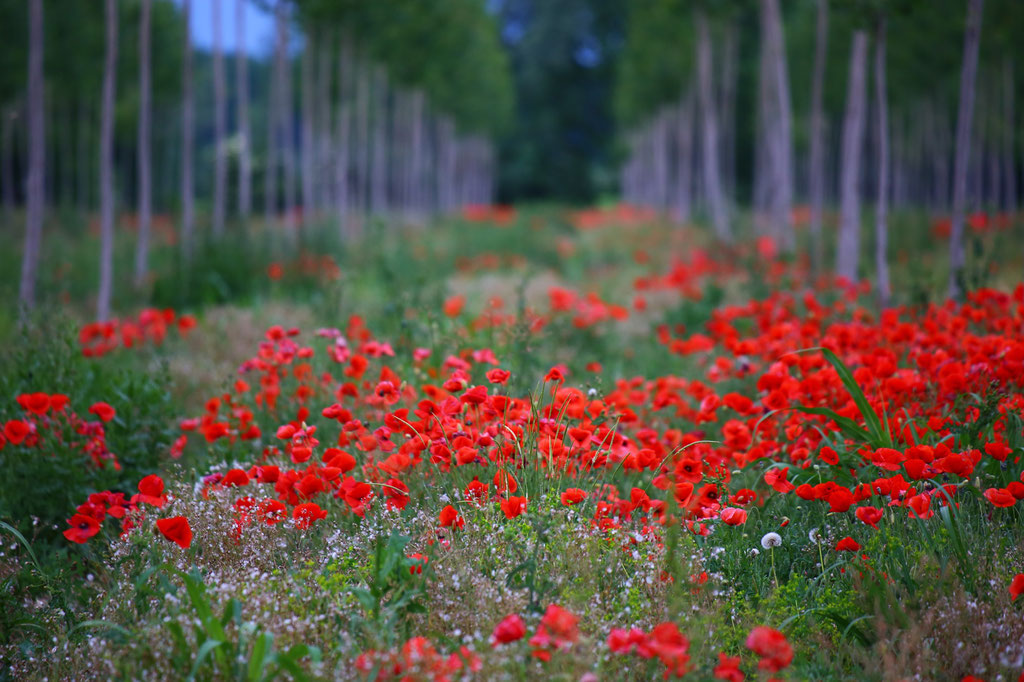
[0,314,176,558]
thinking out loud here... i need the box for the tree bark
[763,0,795,250]
[673,93,695,223]
[316,37,332,212]
[212,0,227,237]
[1004,60,1017,214]
[236,0,251,224]
[20,0,43,312]
[874,20,890,308]
[335,38,351,235]
[948,0,984,299]
[809,0,828,272]
[265,1,282,225]
[836,31,868,283]
[300,30,315,221]
[695,10,731,242]
[97,0,118,322]
[278,3,296,235]
[371,66,388,215]
[134,0,152,288]
[2,104,17,223]
[181,0,195,260]
[719,22,738,200]
[409,89,425,220]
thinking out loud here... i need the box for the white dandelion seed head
[761,532,782,549]
[808,528,822,543]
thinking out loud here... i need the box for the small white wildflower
[760,532,782,549]
[748,548,760,558]
[808,528,821,543]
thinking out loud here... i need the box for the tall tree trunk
[695,10,731,241]
[181,0,194,260]
[371,66,388,215]
[316,37,332,212]
[1004,60,1017,215]
[278,3,296,235]
[2,104,17,222]
[874,20,890,307]
[808,0,828,272]
[300,30,315,221]
[78,101,89,212]
[948,0,984,299]
[653,110,669,210]
[265,1,282,225]
[134,0,151,288]
[836,31,868,283]
[409,89,425,221]
[236,0,251,224]
[335,38,351,235]
[763,0,795,250]
[753,27,772,229]
[97,0,118,322]
[673,93,695,222]
[355,61,371,214]
[20,0,43,312]
[719,22,738,200]
[212,0,226,237]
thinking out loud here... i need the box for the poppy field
[2,208,1024,681]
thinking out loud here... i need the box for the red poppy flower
[764,467,795,494]
[486,368,511,385]
[156,516,193,549]
[720,507,748,526]
[407,552,428,575]
[529,604,579,660]
[4,420,31,445]
[827,487,854,513]
[500,496,528,519]
[258,498,287,524]
[560,488,586,506]
[1010,573,1024,601]
[17,392,50,415]
[293,502,328,529]
[855,506,883,529]
[221,468,250,487]
[713,651,744,682]
[63,514,101,544]
[89,402,116,423]
[745,626,793,672]
[490,614,527,646]
[439,505,465,529]
[442,295,465,317]
[835,536,861,552]
[983,488,1017,508]
[135,474,167,507]
[49,393,70,411]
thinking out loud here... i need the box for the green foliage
[0,316,175,551]
[347,530,431,649]
[135,567,323,681]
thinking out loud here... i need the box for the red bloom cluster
[528,604,579,661]
[79,308,196,357]
[3,393,119,470]
[354,637,481,681]
[607,621,691,678]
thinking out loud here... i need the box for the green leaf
[187,639,223,681]
[68,619,132,640]
[247,632,273,682]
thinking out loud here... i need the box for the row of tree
[618,0,1010,301]
[10,0,514,318]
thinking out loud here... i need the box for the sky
[178,0,278,58]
